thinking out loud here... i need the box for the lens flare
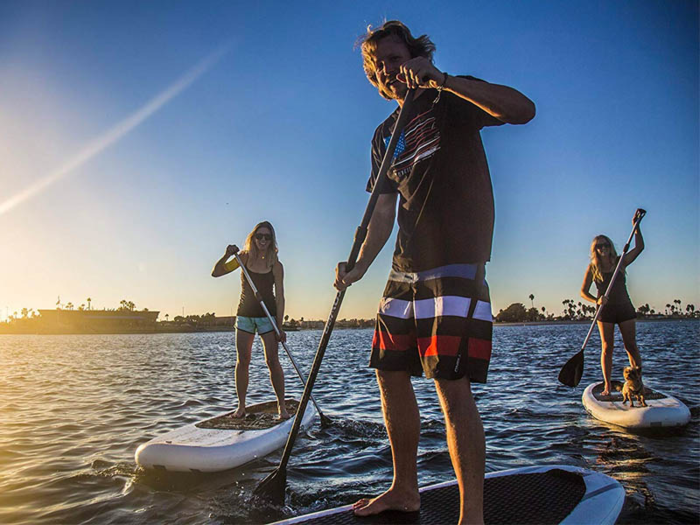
[0,44,231,217]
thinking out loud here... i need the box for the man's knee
[376,368,411,382]
[376,369,414,400]
[435,376,474,406]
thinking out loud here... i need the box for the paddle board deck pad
[582,381,690,429]
[135,399,316,472]
[270,465,623,525]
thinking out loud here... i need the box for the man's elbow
[506,100,536,125]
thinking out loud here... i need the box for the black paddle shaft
[558,208,646,387]
[254,90,416,502]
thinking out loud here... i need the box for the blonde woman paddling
[580,218,644,396]
[212,221,289,419]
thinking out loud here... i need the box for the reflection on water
[0,321,697,524]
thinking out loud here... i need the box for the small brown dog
[621,366,647,407]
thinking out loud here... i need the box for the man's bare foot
[278,408,291,420]
[601,383,612,396]
[352,488,420,516]
[232,407,246,418]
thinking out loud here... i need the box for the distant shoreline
[496,317,698,327]
[0,317,695,335]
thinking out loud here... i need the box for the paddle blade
[558,350,584,387]
[319,413,332,428]
[253,467,287,505]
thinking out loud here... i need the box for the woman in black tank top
[211,221,289,419]
[580,220,645,396]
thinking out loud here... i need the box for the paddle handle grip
[624,208,646,251]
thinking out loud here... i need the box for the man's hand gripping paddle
[231,248,331,427]
[558,208,646,387]
[253,89,417,505]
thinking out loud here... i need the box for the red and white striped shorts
[370,263,493,382]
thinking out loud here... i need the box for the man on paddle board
[335,21,535,524]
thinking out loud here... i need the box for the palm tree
[119,300,136,311]
[562,299,570,319]
[87,297,92,310]
[529,294,535,308]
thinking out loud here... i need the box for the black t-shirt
[367,77,503,272]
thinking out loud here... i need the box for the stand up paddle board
[582,381,690,430]
[135,399,316,472]
[271,464,624,525]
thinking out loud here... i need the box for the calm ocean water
[0,321,697,524]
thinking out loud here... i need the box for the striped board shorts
[370,263,493,382]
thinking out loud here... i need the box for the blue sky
[1,0,697,321]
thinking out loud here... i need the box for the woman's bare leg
[597,321,615,395]
[261,331,290,418]
[619,319,642,368]
[234,330,254,417]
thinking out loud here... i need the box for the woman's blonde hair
[589,235,618,283]
[243,221,278,269]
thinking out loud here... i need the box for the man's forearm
[355,208,395,275]
[443,75,535,124]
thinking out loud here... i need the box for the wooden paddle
[558,209,646,387]
[253,89,417,505]
[232,249,331,427]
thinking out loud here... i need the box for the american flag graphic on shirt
[385,108,441,178]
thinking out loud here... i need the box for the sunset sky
[1,0,697,322]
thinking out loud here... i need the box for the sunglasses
[255,233,272,241]
[595,243,610,249]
